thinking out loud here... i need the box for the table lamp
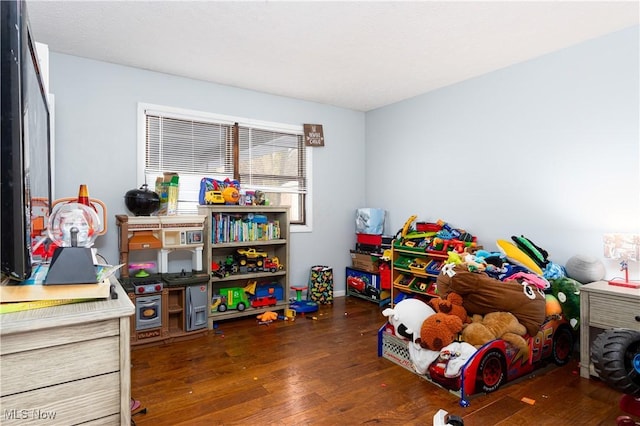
[603,233,640,289]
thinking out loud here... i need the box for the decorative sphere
[48,203,101,247]
[565,255,605,284]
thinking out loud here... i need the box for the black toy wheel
[237,302,246,312]
[591,328,640,396]
[218,304,228,312]
[552,325,573,366]
[477,349,506,393]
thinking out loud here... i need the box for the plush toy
[446,251,463,265]
[428,292,469,324]
[548,277,582,330]
[461,312,529,354]
[415,312,463,352]
[382,298,435,343]
[257,311,278,322]
[511,235,550,269]
[462,253,487,273]
[437,264,546,336]
[545,294,563,317]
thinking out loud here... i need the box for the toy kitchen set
[116,214,209,347]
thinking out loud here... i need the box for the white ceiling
[27,1,639,112]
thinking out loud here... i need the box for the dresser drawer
[0,372,120,425]
[589,293,640,330]
[1,335,120,397]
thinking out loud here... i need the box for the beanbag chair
[436,264,546,336]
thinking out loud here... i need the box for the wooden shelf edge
[210,239,287,248]
[209,302,289,321]
[393,267,439,279]
[394,284,438,298]
[211,270,286,282]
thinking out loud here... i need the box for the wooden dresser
[0,280,134,425]
[579,280,640,379]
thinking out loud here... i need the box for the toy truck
[236,247,268,268]
[213,287,251,312]
[263,257,283,272]
[250,295,278,308]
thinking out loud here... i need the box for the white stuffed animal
[382,298,435,343]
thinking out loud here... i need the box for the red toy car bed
[378,314,574,407]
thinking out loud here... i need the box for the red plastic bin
[356,233,382,245]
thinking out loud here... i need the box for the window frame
[137,103,312,233]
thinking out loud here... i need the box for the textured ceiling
[26,1,639,111]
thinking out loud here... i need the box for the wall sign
[304,124,325,147]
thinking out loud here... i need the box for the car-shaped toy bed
[378,314,574,407]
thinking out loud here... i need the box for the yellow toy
[204,190,224,204]
[257,311,278,323]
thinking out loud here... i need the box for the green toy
[548,277,582,330]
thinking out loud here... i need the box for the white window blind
[142,106,308,224]
[145,113,234,214]
[238,126,306,223]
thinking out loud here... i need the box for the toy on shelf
[236,247,268,271]
[211,280,256,313]
[199,177,241,206]
[263,257,284,272]
[251,295,278,308]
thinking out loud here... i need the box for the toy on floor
[590,328,640,425]
[432,409,464,426]
[290,286,318,314]
[131,397,147,426]
[257,311,278,323]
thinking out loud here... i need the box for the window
[138,104,312,229]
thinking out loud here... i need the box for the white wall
[49,24,639,290]
[365,25,640,281]
[48,54,365,293]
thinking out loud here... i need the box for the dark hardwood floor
[131,296,627,425]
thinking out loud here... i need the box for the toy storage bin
[350,251,379,273]
[356,233,383,246]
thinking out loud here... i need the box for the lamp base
[608,279,640,289]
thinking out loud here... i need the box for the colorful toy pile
[379,215,578,407]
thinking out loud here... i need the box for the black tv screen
[1,0,52,282]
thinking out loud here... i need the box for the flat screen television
[1,0,52,282]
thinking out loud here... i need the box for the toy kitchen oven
[121,274,165,343]
[116,214,209,347]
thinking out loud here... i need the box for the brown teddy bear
[428,292,469,324]
[415,312,463,352]
[461,312,529,354]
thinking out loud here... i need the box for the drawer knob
[636,315,640,322]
